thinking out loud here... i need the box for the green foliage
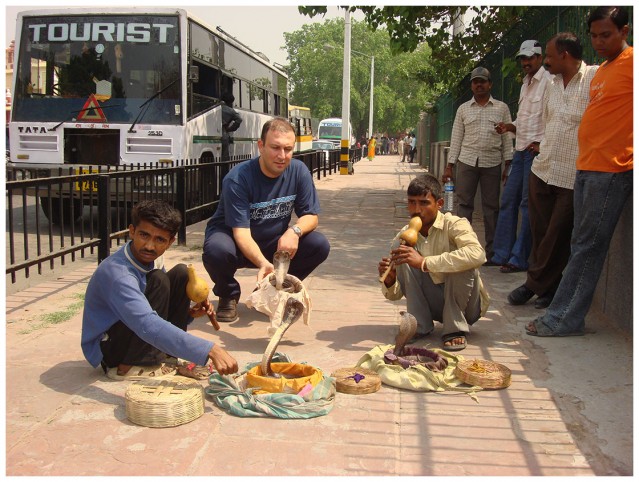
[284,16,440,139]
[299,5,530,92]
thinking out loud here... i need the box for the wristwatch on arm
[289,225,302,237]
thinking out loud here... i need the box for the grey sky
[5,4,362,67]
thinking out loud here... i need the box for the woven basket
[454,359,511,389]
[125,379,205,428]
[331,367,381,395]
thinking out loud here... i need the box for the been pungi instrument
[379,215,422,283]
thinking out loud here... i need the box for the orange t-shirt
[576,46,633,172]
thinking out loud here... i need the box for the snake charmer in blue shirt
[81,200,238,379]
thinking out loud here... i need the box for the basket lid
[331,367,381,395]
[454,359,511,389]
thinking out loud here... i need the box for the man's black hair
[551,32,583,60]
[587,6,629,30]
[407,174,443,201]
[131,200,182,237]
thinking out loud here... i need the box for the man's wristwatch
[290,225,302,237]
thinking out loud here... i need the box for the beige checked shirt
[449,96,513,168]
[381,212,490,316]
[532,61,599,189]
[512,66,553,150]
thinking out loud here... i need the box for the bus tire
[40,197,83,225]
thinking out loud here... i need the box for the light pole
[324,43,375,140]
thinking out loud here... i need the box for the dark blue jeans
[535,170,632,334]
[491,149,533,268]
[202,229,330,300]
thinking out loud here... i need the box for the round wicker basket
[331,367,381,395]
[454,359,511,389]
[125,379,205,428]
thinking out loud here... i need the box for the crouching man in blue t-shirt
[203,117,331,323]
[81,200,238,380]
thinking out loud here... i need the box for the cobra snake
[386,311,448,371]
[260,251,306,377]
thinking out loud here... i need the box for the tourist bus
[8,7,288,170]
[288,104,313,152]
[317,117,354,149]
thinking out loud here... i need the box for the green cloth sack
[356,344,481,395]
[205,353,336,419]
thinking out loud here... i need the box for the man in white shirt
[508,32,599,309]
[443,67,513,262]
[492,40,552,273]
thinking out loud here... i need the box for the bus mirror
[189,66,199,82]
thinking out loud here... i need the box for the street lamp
[324,43,375,140]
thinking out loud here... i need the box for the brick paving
[4,155,632,475]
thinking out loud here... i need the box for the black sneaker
[507,285,535,305]
[216,298,239,323]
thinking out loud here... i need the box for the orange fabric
[576,47,633,173]
[246,363,323,394]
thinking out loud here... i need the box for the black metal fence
[5,148,355,284]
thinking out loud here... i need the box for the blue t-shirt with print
[206,157,320,242]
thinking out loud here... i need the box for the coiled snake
[385,311,448,371]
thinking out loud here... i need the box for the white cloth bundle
[245,274,312,335]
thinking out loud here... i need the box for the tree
[283,19,442,140]
[299,6,529,92]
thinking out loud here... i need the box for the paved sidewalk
[5,155,632,476]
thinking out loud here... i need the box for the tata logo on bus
[29,22,175,44]
[17,126,47,134]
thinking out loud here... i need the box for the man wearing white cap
[443,66,513,262]
[491,40,552,274]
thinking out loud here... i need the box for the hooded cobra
[393,311,418,356]
[386,311,448,371]
[261,297,305,377]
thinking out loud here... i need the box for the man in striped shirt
[443,67,513,261]
[508,32,598,309]
[492,40,552,273]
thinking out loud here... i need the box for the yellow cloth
[382,211,490,316]
[245,274,312,335]
[356,344,480,396]
[245,363,323,395]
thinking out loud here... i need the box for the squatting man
[378,174,490,351]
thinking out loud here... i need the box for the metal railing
[5,148,358,284]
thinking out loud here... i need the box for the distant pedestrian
[409,134,417,163]
[403,136,411,162]
[367,136,376,161]
[491,40,552,273]
[525,6,632,337]
[444,67,513,261]
[508,33,598,309]
[221,92,242,175]
[398,136,405,162]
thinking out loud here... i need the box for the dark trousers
[100,264,191,369]
[525,172,574,296]
[455,161,501,259]
[202,230,330,300]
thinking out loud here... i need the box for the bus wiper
[49,104,123,131]
[128,78,179,133]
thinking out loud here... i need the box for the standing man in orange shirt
[526,6,633,337]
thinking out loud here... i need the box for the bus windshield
[12,14,181,125]
[318,124,342,138]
